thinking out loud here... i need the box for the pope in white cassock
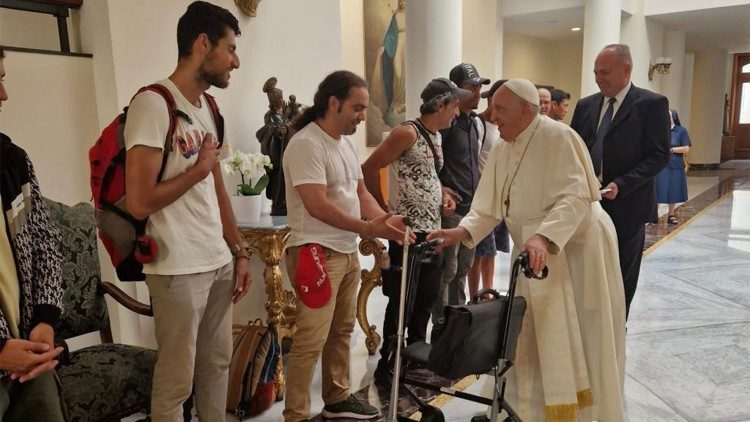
[429,79,626,421]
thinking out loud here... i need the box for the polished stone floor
[127,161,750,421]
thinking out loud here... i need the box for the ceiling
[503,6,584,40]
[502,4,750,53]
[648,4,750,52]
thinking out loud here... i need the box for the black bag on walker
[428,290,527,379]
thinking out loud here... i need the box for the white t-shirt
[476,117,500,174]
[124,79,232,275]
[283,122,362,253]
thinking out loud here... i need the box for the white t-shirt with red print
[124,78,232,275]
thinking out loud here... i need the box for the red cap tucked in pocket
[294,244,332,308]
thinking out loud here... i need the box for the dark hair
[550,88,570,103]
[0,46,4,59]
[177,1,240,58]
[292,70,367,131]
[420,93,457,115]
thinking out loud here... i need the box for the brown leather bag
[227,319,280,419]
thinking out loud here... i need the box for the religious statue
[286,94,303,122]
[256,77,294,216]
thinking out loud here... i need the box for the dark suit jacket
[570,84,670,229]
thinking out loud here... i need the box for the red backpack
[89,84,224,281]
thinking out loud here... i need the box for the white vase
[230,195,263,225]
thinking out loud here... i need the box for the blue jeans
[431,213,476,324]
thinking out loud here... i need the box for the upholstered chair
[45,199,156,421]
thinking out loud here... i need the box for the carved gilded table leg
[241,226,295,399]
[357,236,387,355]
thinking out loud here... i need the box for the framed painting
[364,0,406,147]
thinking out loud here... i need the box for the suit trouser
[283,246,360,422]
[146,262,234,422]
[615,223,646,319]
[431,212,476,323]
[0,370,64,421]
[380,233,443,362]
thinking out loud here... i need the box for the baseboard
[688,163,720,171]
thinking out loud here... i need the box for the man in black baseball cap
[362,78,469,387]
[481,78,508,100]
[431,63,490,326]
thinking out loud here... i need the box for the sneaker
[321,394,379,419]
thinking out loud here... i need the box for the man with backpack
[123,2,248,420]
[431,63,489,324]
[0,45,66,422]
[361,78,469,386]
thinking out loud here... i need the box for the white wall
[680,53,695,130]
[502,32,583,124]
[620,0,665,92]
[689,48,728,164]
[0,8,79,52]
[98,0,344,156]
[0,51,98,206]
[339,0,368,159]
[462,0,500,80]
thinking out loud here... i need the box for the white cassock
[460,115,626,421]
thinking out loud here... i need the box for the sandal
[667,215,679,225]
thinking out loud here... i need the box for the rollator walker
[385,228,548,422]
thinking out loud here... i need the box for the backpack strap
[476,114,487,148]
[405,119,440,174]
[203,92,225,147]
[133,84,183,183]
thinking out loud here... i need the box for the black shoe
[373,360,392,389]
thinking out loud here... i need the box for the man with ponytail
[282,70,412,421]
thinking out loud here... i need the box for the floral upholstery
[56,343,155,421]
[44,199,109,340]
[45,199,155,421]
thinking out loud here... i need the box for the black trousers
[379,233,443,362]
[615,223,646,319]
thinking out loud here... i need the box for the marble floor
[127,161,750,421]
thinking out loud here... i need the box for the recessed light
[571,27,581,32]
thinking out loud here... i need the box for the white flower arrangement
[221,150,273,196]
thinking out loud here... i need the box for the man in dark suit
[570,44,670,318]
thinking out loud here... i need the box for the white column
[580,0,621,96]
[495,1,504,80]
[689,48,728,165]
[406,0,462,118]
[681,53,695,130]
[660,31,686,110]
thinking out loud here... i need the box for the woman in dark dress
[654,109,691,224]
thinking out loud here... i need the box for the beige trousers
[283,246,360,422]
[146,262,234,422]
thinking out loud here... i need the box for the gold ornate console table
[239,214,295,398]
[356,236,387,356]
[239,215,296,340]
[239,216,388,360]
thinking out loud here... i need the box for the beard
[201,68,228,89]
[199,54,229,89]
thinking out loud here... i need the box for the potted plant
[222,150,273,224]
